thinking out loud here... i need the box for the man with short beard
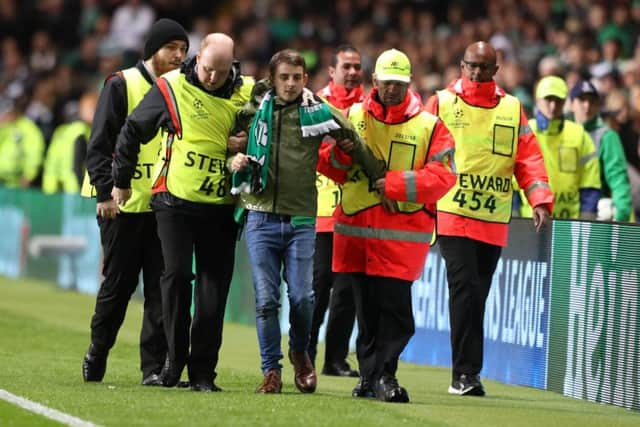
[82,18,188,386]
[308,44,364,377]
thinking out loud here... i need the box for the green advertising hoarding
[549,221,639,410]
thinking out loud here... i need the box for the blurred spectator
[109,0,155,67]
[0,0,639,203]
[603,88,640,219]
[0,37,30,96]
[25,75,56,142]
[42,90,97,194]
[187,16,211,58]
[78,0,102,38]
[0,91,45,188]
[571,79,632,222]
[538,55,565,78]
[29,30,57,75]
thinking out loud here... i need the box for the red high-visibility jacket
[330,88,456,281]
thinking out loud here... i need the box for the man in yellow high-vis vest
[112,33,254,392]
[515,76,601,219]
[426,41,554,397]
[82,18,189,387]
[333,49,457,403]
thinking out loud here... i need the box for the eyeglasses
[462,60,496,71]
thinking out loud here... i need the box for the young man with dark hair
[230,49,385,394]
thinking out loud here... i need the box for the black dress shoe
[190,381,222,392]
[82,344,107,382]
[160,361,185,387]
[375,375,410,403]
[141,373,163,386]
[352,377,375,398]
[322,362,359,377]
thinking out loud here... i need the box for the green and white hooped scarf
[231,88,340,195]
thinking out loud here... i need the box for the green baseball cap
[535,75,568,100]
[374,49,411,83]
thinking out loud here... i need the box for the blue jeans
[244,211,316,373]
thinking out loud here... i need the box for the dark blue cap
[570,80,599,100]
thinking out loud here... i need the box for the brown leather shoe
[256,369,282,393]
[288,350,317,393]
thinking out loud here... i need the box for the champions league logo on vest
[356,120,366,132]
[191,97,209,120]
[449,105,470,129]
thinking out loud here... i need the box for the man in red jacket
[332,48,457,403]
[308,44,364,377]
[425,41,553,396]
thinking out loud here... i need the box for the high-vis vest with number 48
[81,67,163,213]
[342,103,435,215]
[436,90,520,224]
[153,70,253,204]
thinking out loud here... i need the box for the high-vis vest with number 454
[342,103,435,215]
[81,67,163,213]
[436,90,520,224]
[153,70,253,204]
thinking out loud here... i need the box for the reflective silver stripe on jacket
[403,171,417,202]
[334,222,432,243]
[525,180,551,197]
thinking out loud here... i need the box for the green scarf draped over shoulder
[230,88,341,196]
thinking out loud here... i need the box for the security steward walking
[333,49,457,403]
[112,33,254,392]
[309,44,364,376]
[425,41,554,396]
[82,18,189,386]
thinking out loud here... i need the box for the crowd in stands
[1,0,640,219]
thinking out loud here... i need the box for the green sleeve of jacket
[601,129,632,221]
[325,103,387,181]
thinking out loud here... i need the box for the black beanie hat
[143,18,189,60]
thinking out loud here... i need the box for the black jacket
[85,61,154,202]
[113,56,244,216]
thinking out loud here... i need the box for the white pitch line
[0,389,101,427]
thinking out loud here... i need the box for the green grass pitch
[0,276,637,426]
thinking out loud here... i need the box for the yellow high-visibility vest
[341,103,435,215]
[153,70,253,204]
[522,119,600,219]
[81,67,163,213]
[436,90,520,224]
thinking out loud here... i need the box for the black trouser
[90,212,166,378]
[438,235,502,378]
[308,232,356,367]
[339,272,414,382]
[154,206,237,384]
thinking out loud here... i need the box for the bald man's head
[461,41,498,82]
[196,33,235,91]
